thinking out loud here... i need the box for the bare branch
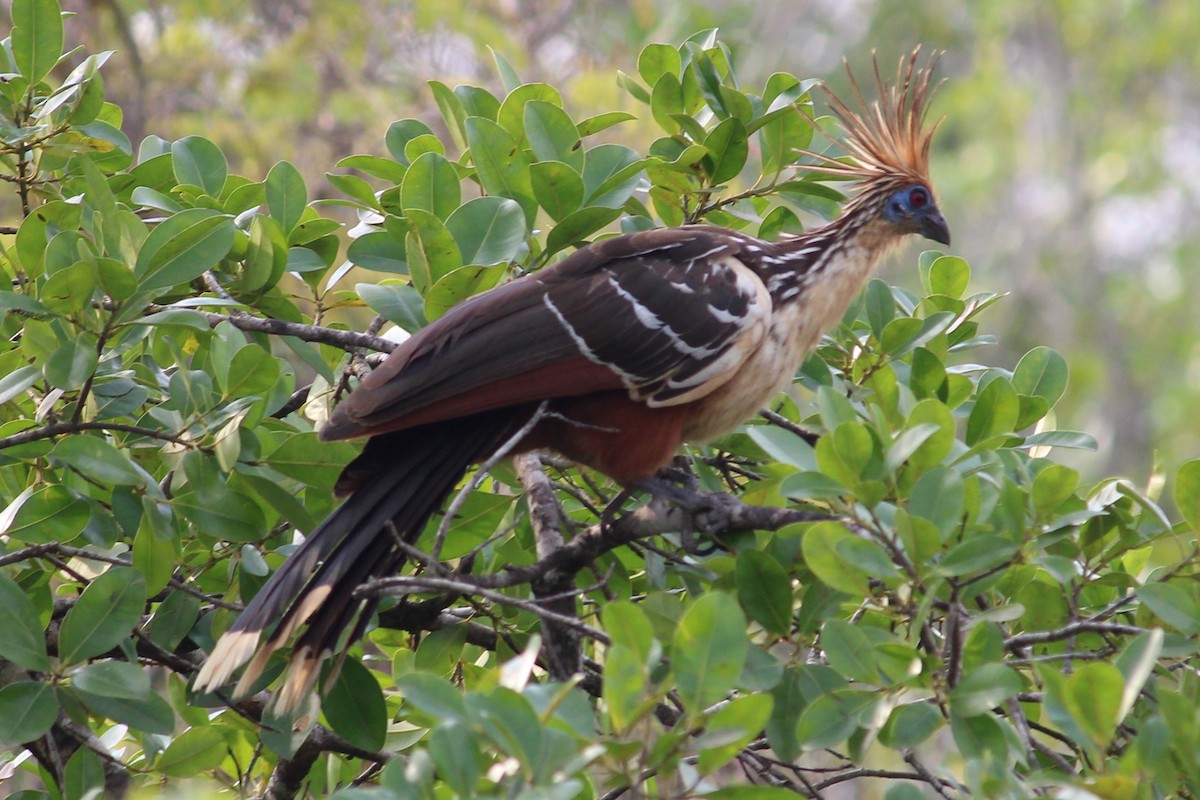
[1006,621,1148,649]
[0,421,194,450]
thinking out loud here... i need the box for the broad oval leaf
[1012,346,1069,408]
[949,663,1022,717]
[322,657,386,752]
[265,160,307,234]
[401,152,461,221]
[445,196,527,266]
[171,135,228,196]
[735,550,793,635]
[155,726,227,777]
[11,0,64,87]
[134,208,236,291]
[59,568,147,665]
[672,591,748,711]
[51,435,149,486]
[0,572,50,671]
[0,681,58,743]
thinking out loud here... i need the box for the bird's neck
[760,200,900,307]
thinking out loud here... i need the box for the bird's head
[807,48,951,247]
[882,183,951,245]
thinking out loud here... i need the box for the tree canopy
[0,2,1198,799]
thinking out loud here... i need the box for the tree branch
[1005,621,1147,648]
[181,308,398,353]
[0,421,193,450]
[516,452,582,680]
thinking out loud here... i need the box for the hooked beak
[917,207,951,246]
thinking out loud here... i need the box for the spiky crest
[805,47,942,188]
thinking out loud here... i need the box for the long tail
[194,408,529,710]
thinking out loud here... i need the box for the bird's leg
[599,486,639,532]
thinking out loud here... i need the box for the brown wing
[320,226,773,441]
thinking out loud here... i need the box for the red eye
[909,187,929,208]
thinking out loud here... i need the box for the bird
[194,49,950,711]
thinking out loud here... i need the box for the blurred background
[21,0,1200,483]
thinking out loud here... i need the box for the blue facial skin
[885,185,951,245]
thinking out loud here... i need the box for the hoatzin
[195,50,950,710]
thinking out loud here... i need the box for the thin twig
[430,402,549,561]
[0,420,193,450]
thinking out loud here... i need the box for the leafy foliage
[0,5,1198,799]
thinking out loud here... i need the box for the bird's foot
[628,475,735,555]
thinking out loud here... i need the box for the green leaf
[41,261,97,314]
[703,117,749,184]
[524,100,584,171]
[11,0,64,86]
[401,152,461,221]
[134,208,236,291]
[530,160,585,222]
[1063,662,1124,750]
[356,282,427,332]
[926,255,970,299]
[175,488,267,543]
[444,196,527,265]
[72,661,151,701]
[878,701,942,748]
[52,435,148,486]
[224,344,282,399]
[802,521,869,595]
[576,111,637,137]
[1137,582,1198,634]
[404,209,462,290]
[650,74,685,133]
[949,663,1022,717]
[884,423,942,473]
[44,336,99,390]
[603,644,650,733]
[59,568,146,665]
[64,745,106,800]
[429,721,482,798]
[1012,346,1069,408]
[1114,629,1163,722]
[820,620,879,684]
[544,206,621,257]
[582,144,644,207]
[1173,459,1200,533]
[966,376,1020,445]
[908,466,964,540]
[696,694,774,775]
[464,116,536,224]
[265,160,307,234]
[1032,464,1080,515]
[603,601,657,666]
[637,42,681,87]
[155,726,227,777]
[0,572,50,671]
[347,231,408,274]
[424,264,506,321]
[735,550,792,635]
[794,689,873,749]
[171,136,228,196]
[0,681,57,743]
[937,535,1018,577]
[4,484,90,544]
[1021,430,1098,451]
[322,657,386,752]
[395,672,468,725]
[148,589,201,653]
[386,118,437,165]
[0,364,44,406]
[672,592,749,711]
